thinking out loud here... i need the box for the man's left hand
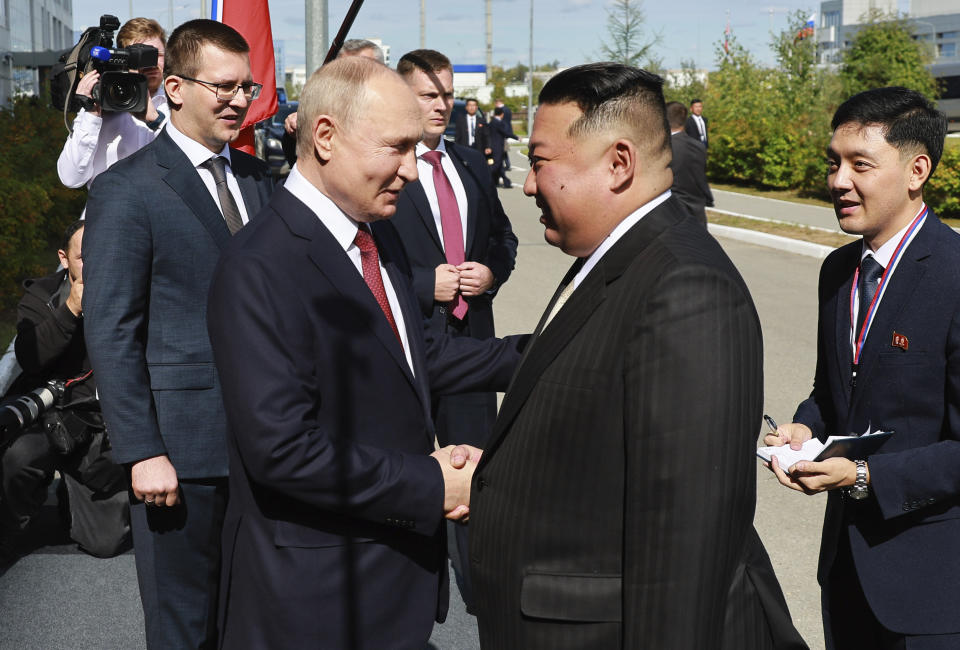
[768,456,861,495]
[457,262,494,297]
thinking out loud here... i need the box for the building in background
[0,0,74,104]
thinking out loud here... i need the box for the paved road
[714,189,839,232]
[0,163,830,649]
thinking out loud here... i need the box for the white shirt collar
[416,138,449,158]
[283,164,361,252]
[860,218,915,268]
[574,190,672,288]
[165,119,233,169]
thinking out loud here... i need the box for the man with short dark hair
[470,63,804,649]
[1,220,129,566]
[82,18,273,648]
[666,100,713,224]
[494,97,515,170]
[765,86,960,649]
[455,98,490,156]
[685,98,708,148]
[391,48,518,611]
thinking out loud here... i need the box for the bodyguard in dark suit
[667,101,713,224]
[494,98,515,170]
[470,63,805,649]
[684,98,708,148]
[487,107,517,188]
[207,57,523,649]
[765,88,960,649]
[82,20,272,648]
[391,48,518,612]
[455,98,490,155]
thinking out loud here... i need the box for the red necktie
[421,150,468,320]
[354,226,402,345]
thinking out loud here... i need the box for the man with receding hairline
[82,18,273,648]
[469,62,804,649]
[207,56,524,648]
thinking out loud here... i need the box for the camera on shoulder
[51,14,159,126]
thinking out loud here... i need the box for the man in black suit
[207,56,524,649]
[488,106,517,188]
[765,88,960,649]
[667,101,713,224]
[82,20,273,648]
[455,97,490,157]
[391,48,518,611]
[494,98,515,170]
[685,98,708,148]
[470,63,806,649]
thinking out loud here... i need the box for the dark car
[255,101,299,178]
[444,98,467,140]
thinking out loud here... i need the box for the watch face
[849,485,869,500]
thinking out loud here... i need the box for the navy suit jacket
[391,142,517,340]
[206,187,523,649]
[83,129,272,479]
[670,131,713,225]
[794,212,960,635]
[685,114,708,148]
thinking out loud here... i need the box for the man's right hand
[762,422,813,451]
[284,111,298,135]
[431,445,479,521]
[75,71,102,117]
[435,264,461,303]
[130,454,180,507]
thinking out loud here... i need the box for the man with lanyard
[764,87,960,649]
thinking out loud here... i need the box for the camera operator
[57,18,168,189]
[0,221,129,565]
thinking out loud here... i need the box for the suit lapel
[154,130,232,250]
[484,201,680,458]
[231,154,264,218]
[848,217,934,418]
[272,189,421,400]
[406,180,444,253]
[832,252,857,407]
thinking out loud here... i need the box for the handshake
[431,444,482,522]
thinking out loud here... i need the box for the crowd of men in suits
[4,11,958,650]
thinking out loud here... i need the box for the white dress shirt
[57,89,168,189]
[415,140,468,251]
[467,114,477,146]
[692,114,706,140]
[572,191,672,289]
[165,119,250,226]
[283,165,414,374]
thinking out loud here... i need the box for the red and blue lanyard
[849,204,928,373]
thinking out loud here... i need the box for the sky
[70,0,911,73]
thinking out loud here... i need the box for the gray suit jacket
[82,129,273,478]
[470,199,806,649]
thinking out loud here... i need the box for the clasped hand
[762,422,859,495]
[431,444,482,522]
[434,263,495,302]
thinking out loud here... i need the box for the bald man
[207,57,524,649]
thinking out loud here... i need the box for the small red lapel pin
[891,332,909,351]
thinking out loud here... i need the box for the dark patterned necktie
[201,156,244,235]
[354,226,402,345]
[856,255,884,340]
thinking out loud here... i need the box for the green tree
[600,0,661,69]
[840,10,938,98]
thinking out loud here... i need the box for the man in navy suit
[765,87,960,649]
[391,48,518,612]
[82,20,272,649]
[207,56,523,649]
[684,98,708,148]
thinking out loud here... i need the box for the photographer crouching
[0,221,129,566]
[57,17,167,189]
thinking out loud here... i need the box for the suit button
[902,504,911,511]
[477,478,488,491]
[439,306,447,315]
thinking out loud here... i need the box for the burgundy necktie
[354,226,402,345]
[421,150,468,320]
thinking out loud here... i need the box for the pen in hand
[763,414,779,436]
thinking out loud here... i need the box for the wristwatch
[848,460,870,500]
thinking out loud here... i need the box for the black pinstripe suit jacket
[470,198,807,649]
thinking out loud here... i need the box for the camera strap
[57,27,100,134]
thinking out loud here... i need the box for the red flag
[217,0,278,154]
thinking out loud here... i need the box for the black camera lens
[104,79,139,109]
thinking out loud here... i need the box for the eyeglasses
[177,74,263,102]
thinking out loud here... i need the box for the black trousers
[130,477,228,650]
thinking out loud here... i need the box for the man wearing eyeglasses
[82,19,273,649]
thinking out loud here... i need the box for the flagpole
[325,0,365,63]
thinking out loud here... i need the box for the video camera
[51,14,159,121]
